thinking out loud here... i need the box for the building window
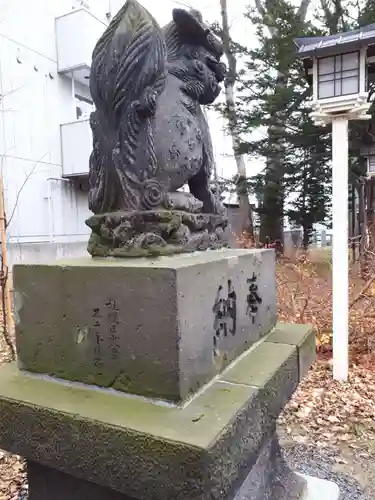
[318,52,360,99]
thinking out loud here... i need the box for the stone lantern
[295,25,375,122]
[295,24,375,381]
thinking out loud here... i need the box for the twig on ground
[349,274,375,309]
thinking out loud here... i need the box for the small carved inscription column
[92,307,104,372]
[106,299,121,361]
[246,273,262,324]
[212,280,237,356]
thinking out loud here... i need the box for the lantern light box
[295,24,375,118]
[317,52,360,99]
[360,146,375,177]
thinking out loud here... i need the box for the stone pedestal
[0,249,339,499]
[25,433,303,500]
[13,249,276,402]
[0,323,315,500]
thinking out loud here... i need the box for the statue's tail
[88,0,167,214]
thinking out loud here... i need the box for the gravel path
[282,441,370,500]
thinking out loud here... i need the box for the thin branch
[0,86,25,103]
[0,254,15,360]
[298,0,312,21]
[255,0,265,17]
[349,274,375,308]
[6,152,49,229]
[171,0,194,8]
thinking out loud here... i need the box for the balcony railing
[61,118,92,177]
[55,8,107,86]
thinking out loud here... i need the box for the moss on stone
[85,209,228,258]
[266,323,314,346]
[0,323,316,499]
[0,363,256,448]
[222,342,296,387]
[266,323,316,379]
[0,324,317,444]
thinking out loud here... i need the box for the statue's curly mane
[88,0,167,213]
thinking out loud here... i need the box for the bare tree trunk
[219,0,254,238]
[358,177,366,255]
[359,177,367,276]
[350,182,357,263]
[0,174,15,360]
[320,0,349,33]
[255,0,312,247]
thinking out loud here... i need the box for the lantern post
[295,26,375,381]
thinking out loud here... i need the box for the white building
[0,0,112,264]
[0,0,243,265]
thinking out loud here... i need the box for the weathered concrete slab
[0,323,315,500]
[267,323,315,379]
[13,249,277,402]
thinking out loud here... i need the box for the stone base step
[0,322,316,500]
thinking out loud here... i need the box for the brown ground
[277,248,375,498]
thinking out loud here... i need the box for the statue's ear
[172,8,206,41]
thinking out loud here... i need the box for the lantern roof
[295,23,375,59]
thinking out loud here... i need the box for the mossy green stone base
[0,323,315,500]
[14,249,277,402]
[267,323,316,378]
[85,210,229,258]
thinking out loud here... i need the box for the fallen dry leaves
[0,451,26,500]
[280,362,375,452]
[0,332,26,500]
[276,249,375,452]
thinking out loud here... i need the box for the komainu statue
[85,0,228,257]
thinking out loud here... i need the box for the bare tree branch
[171,0,194,8]
[0,85,25,101]
[320,0,347,33]
[0,154,16,360]
[255,0,265,17]
[6,152,49,229]
[0,84,34,360]
[298,0,312,21]
[219,0,254,236]
[0,254,15,360]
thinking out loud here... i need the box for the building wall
[0,0,110,261]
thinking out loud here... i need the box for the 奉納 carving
[85,0,228,257]
[212,280,237,356]
[246,273,262,324]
